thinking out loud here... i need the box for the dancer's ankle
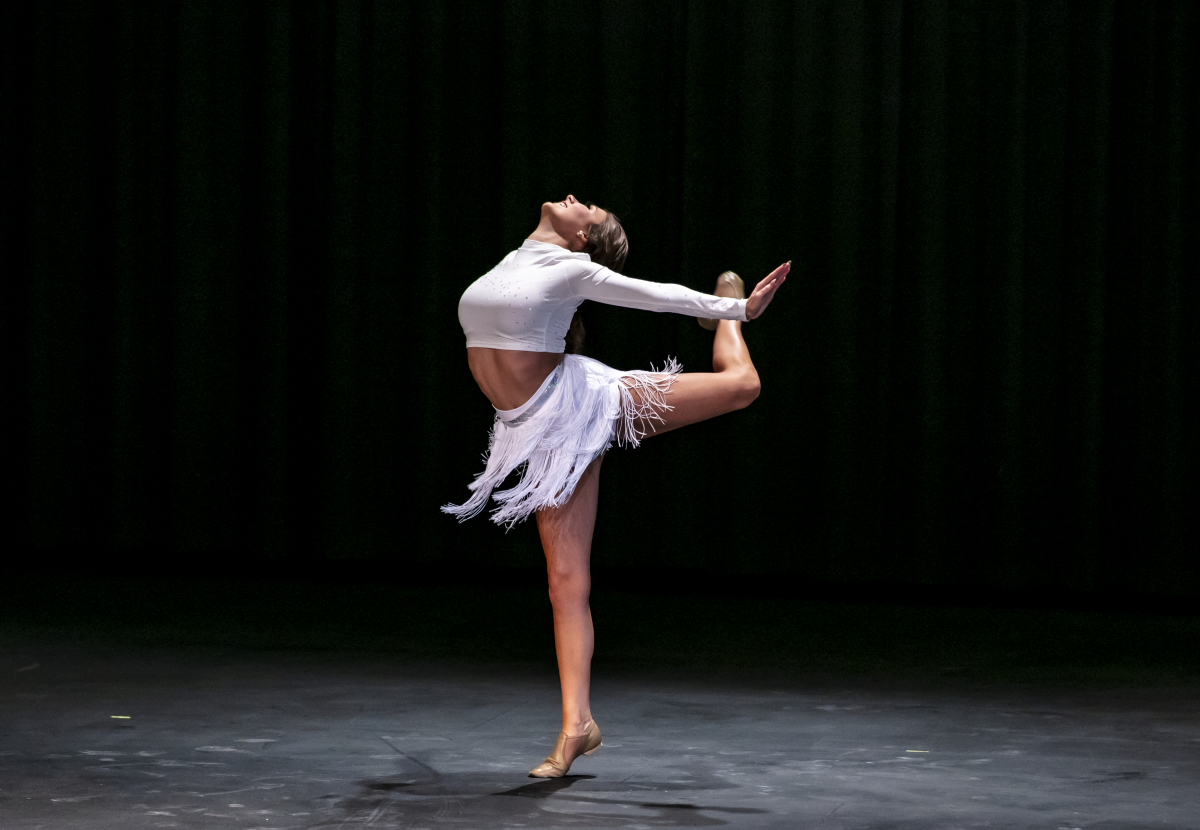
[563,716,592,736]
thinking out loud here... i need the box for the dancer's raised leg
[626,311,761,437]
[535,453,603,737]
[622,263,787,437]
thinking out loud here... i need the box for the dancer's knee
[548,568,590,608]
[730,366,761,410]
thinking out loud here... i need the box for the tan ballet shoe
[527,719,602,778]
[698,271,745,330]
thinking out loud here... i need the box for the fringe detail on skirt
[442,354,682,528]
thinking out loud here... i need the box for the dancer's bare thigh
[623,371,751,440]
[536,453,603,573]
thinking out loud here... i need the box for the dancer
[444,194,788,777]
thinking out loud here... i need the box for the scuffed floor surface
[3,640,1199,829]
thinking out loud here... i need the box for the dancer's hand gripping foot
[528,719,603,778]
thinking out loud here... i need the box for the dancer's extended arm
[570,267,748,321]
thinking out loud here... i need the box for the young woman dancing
[443,194,788,778]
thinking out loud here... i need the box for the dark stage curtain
[9,1,1197,596]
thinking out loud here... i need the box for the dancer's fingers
[747,264,789,319]
[752,275,784,305]
[753,270,782,293]
[763,262,790,285]
[752,263,790,295]
[749,279,776,308]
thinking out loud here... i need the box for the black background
[8,1,1197,604]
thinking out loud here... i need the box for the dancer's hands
[745,261,790,321]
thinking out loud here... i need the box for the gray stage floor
[4,641,1200,829]
[3,578,1200,829]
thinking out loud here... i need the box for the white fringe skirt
[442,354,682,528]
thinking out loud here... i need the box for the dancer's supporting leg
[629,314,761,436]
[534,297,764,741]
[535,453,603,737]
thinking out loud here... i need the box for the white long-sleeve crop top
[458,239,747,352]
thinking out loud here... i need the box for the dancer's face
[541,194,608,251]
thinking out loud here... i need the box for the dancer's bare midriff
[467,347,565,412]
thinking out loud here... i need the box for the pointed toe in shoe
[698,271,746,330]
[528,720,602,778]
